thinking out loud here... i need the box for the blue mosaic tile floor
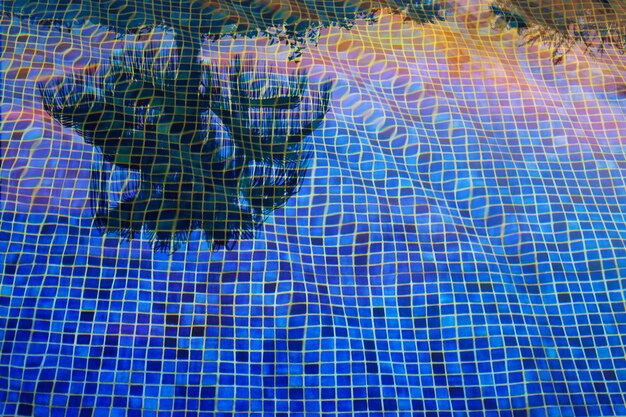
[3,1,626,416]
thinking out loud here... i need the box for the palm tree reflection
[40,48,331,251]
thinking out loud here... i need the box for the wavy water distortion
[4,1,626,417]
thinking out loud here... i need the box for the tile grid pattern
[2,2,626,416]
